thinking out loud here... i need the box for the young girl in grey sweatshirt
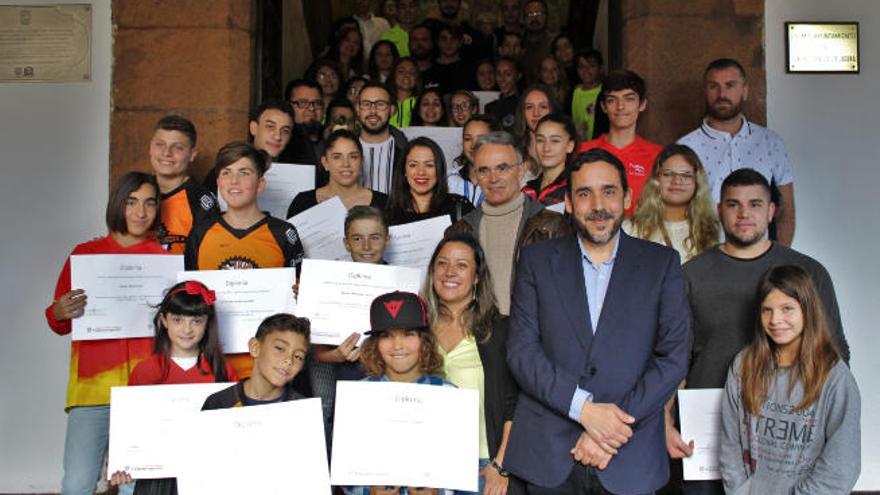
[720,265,860,494]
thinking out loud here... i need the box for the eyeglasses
[358,100,391,111]
[291,99,324,109]
[525,11,545,18]
[316,71,338,81]
[475,162,516,178]
[451,102,473,112]
[660,170,696,183]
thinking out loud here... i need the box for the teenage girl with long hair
[625,144,719,263]
[720,265,860,494]
[46,172,165,495]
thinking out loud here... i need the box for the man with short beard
[505,148,690,494]
[356,81,408,193]
[521,0,555,83]
[679,58,796,246]
[665,168,849,495]
[279,79,327,184]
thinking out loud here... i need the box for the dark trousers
[681,481,724,495]
[526,465,655,495]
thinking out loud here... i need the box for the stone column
[619,0,765,145]
[110,0,255,184]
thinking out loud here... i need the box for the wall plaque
[0,4,91,82]
[786,22,859,73]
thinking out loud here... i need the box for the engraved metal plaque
[786,22,859,73]
[0,4,91,82]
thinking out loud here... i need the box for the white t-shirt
[623,218,695,263]
[678,116,794,202]
[360,136,396,194]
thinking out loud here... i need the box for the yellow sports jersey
[158,177,219,254]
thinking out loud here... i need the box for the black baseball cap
[366,291,430,335]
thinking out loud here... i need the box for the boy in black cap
[346,292,453,495]
[359,291,449,385]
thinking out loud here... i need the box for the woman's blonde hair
[630,144,719,257]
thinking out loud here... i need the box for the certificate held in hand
[177,398,331,495]
[108,383,232,479]
[385,216,452,269]
[296,259,422,345]
[678,388,724,480]
[177,268,297,353]
[331,381,479,492]
[288,196,350,261]
[71,254,183,341]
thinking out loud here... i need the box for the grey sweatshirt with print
[720,355,860,494]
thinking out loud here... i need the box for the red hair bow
[173,281,216,305]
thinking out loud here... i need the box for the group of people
[46,1,860,494]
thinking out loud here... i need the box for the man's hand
[570,432,612,469]
[665,409,694,458]
[481,462,509,495]
[579,401,634,454]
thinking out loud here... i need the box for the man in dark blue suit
[505,149,690,494]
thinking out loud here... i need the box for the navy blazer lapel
[593,232,640,341]
[552,235,592,350]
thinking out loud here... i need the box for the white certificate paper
[401,126,463,174]
[217,162,314,219]
[385,216,451,268]
[177,398,331,495]
[546,202,567,214]
[108,383,232,479]
[177,268,297,353]
[331,381,479,492]
[297,259,422,345]
[678,388,724,480]
[473,90,500,112]
[71,254,183,341]
[288,196,350,261]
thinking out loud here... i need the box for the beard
[301,119,323,138]
[722,226,766,249]
[361,117,390,135]
[572,209,623,245]
[707,97,744,121]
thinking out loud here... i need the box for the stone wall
[110,0,255,184]
[619,0,765,145]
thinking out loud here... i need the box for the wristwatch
[490,459,510,478]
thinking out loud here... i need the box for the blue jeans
[61,406,133,495]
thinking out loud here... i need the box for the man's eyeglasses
[358,100,391,111]
[291,99,324,109]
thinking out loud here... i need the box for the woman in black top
[423,233,521,494]
[286,130,387,218]
[386,136,473,226]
